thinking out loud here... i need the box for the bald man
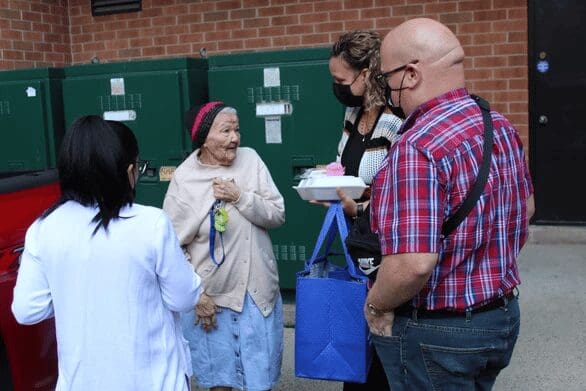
[364,18,535,389]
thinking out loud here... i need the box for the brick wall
[1,0,528,144]
[0,0,71,69]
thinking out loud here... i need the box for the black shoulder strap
[441,95,494,237]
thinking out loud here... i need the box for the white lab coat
[12,201,201,391]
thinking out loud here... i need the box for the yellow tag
[159,166,176,182]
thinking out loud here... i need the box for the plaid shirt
[371,88,533,310]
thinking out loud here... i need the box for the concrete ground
[196,226,586,390]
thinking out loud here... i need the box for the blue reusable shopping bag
[295,203,372,383]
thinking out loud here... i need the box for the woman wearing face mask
[12,116,202,391]
[328,30,403,390]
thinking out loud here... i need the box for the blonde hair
[330,30,384,111]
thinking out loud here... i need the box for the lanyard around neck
[209,200,226,267]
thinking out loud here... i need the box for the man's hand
[364,302,394,337]
[195,293,222,332]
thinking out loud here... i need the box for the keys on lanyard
[209,200,227,266]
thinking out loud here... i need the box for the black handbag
[345,95,495,279]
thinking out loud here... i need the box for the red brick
[258,26,285,36]
[508,55,526,67]
[507,31,525,43]
[344,20,375,30]
[474,56,507,68]
[205,31,231,41]
[474,9,507,22]
[494,42,526,55]
[25,51,44,61]
[508,8,527,19]
[424,2,457,13]
[128,18,150,29]
[287,24,314,34]
[10,20,32,31]
[300,12,329,24]
[166,44,191,55]
[178,14,201,24]
[141,7,164,18]
[230,28,257,38]
[494,67,526,79]
[244,37,271,49]
[190,23,214,33]
[375,16,405,30]
[314,1,339,12]
[2,30,23,40]
[315,22,343,33]
[301,33,329,45]
[459,21,491,34]
[93,31,116,41]
[440,12,473,24]
[216,0,242,11]
[0,8,21,18]
[464,44,492,57]
[286,3,311,14]
[179,33,204,43]
[392,5,424,16]
[218,40,245,50]
[343,0,374,9]
[23,31,42,41]
[216,20,242,31]
[30,3,50,13]
[34,42,53,52]
[465,68,493,80]
[21,11,42,22]
[82,23,104,33]
[272,35,301,47]
[152,16,177,26]
[116,29,140,39]
[493,19,526,33]
[271,15,298,26]
[330,10,359,21]
[164,5,189,15]
[118,48,142,58]
[13,40,34,51]
[494,0,525,8]
[362,7,391,19]
[83,42,106,52]
[10,1,30,11]
[244,17,269,28]
[154,35,178,45]
[458,0,493,12]
[165,25,189,35]
[3,50,24,60]
[243,0,269,6]
[231,8,256,19]
[105,40,129,50]
[103,21,128,30]
[71,32,91,45]
[472,32,506,45]
[509,79,527,90]
[130,37,154,47]
[259,6,284,17]
[141,26,165,36]
[143,46,165,56]
[204,11,229,22]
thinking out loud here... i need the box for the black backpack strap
[441,95,494,237]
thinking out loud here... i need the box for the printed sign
[159,166,176,181]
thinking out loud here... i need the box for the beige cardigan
[163,147,285,316]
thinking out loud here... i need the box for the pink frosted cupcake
[325,162,345,176]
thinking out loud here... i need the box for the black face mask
[383,70,409,120]
[333,82,364,107]
[385,86,406,119]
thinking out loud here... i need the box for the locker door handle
[538,115,548,125]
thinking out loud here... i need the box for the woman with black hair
[11,116,202,391]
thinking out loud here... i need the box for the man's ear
[404,63,422,88]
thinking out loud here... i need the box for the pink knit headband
[191,101,225,141]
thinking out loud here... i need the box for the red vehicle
[0,170,59,390]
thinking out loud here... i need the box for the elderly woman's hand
[195,292,222,332]
[212,178,241,203]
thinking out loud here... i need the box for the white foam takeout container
[293,173,367,201]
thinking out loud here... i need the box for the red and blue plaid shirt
[371,88,533,310]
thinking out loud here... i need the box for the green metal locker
[62,58,208,207]
[208,48,345,289]
[0,68,64,173]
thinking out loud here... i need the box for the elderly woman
[163,101,285,391]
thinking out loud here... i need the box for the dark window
[91,0,142,16]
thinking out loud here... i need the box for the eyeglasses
[137,160,150,176]
[375,60,419,89]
